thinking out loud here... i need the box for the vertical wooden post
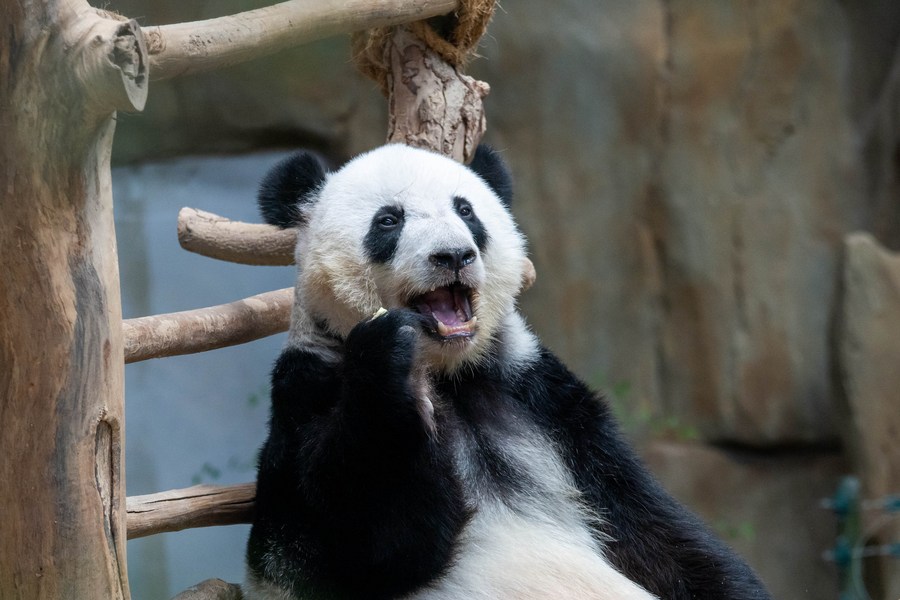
[352,1,496,163]
[384,26,489,163]
[0,1,146,596]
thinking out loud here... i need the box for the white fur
[493,311,541,374]
[286,145,527,372]
[406,505,656,600]
[243,573,297,600]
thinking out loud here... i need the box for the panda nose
[430,249,477,271]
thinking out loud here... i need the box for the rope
[352,0,496,94]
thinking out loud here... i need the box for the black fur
[513,351,770,599]
[453,196,489,252]
[258,151,328,228]
[467,145,513,207]
[363,205,406,264]
[249,313,771,599]
[248,310,470,600]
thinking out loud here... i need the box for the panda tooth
[469,316,478,326]
[436,320,450,336]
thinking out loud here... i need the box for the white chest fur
[405,502,656,600]
[405,423,657,600]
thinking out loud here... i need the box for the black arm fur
[247,310,469,600]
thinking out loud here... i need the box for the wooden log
[178,207,296,266]
[127,483,256,539]
[147,0,458,81]
[123,289,293,363]
[0,1,149,597]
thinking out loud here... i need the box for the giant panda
[244,144,771,600]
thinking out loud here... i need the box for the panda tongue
[418,287,468,327]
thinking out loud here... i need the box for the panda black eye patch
[453,196,488,252]
[364,205,405,263]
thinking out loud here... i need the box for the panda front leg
[247,309,468,600]
[338,308,437,448]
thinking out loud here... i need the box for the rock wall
[839,234,900,599]
[108,0,900,597]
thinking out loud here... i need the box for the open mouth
[409,283,477,341]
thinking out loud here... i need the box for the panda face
[263,145,527,371]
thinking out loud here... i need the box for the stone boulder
[839,233,900,599]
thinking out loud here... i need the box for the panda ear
[258,151,329,228]
[468,144,513,207]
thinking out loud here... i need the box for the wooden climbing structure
[0,0,499,596]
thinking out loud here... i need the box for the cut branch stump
[177,207,296,265]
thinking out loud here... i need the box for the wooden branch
[126,483,255,539]
[385,25,489,163]
[146,0,458,81]
[123,289,293,363]
[178,207,296,266]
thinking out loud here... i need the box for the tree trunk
[0,0,146,597]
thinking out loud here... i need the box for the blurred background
[107,1,900,598]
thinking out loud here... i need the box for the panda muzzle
[410,283,477,340]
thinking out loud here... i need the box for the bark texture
[0,1,147,598]
[384,26,489,163]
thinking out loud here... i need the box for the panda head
[259,144,528,372]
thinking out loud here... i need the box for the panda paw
[344,308,429,375]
